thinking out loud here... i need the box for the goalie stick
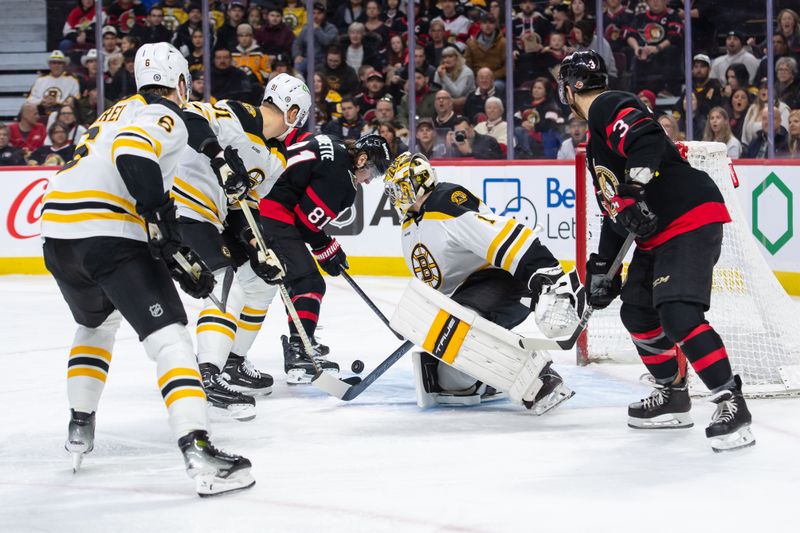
[519,232,636,351]
[312,341,415,400]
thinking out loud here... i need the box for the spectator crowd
[2,0,800,166]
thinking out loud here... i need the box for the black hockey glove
[610,183,658,240]
[143,199,215,299]
[312,237,348,276]
[240,225,285,285]
[585,253,622,310]
[211,146,249,201]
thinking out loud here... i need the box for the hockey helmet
[384,152,438,217]
[353,134,392,183]
[557,50,608,105]
[135,42,191,104]
[263,73,311,131]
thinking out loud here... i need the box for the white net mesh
[582,141,800,396]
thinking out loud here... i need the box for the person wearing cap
[292,2,338,74]
[680,53,723,122]
[78,49,99,94]
[710,30,759,85]
[464,13,506,93]
[217,0,247,51]
[256,5,295,56]
[355,71,388,113]
[415,118,448,160]
[100,25,121,59]
[626,0,684,95]
[129,5,173,45]
[232,23,272,86]
[27,51,81,106]
[60,0,98,54]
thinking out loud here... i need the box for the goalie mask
[384,152,438,217]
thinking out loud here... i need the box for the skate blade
[227,384,273,397]
[628,412,693,429]
[71,452,84,473]
[709,425,756,453]
[195,470,256,497]
[435,393,482,406]
[209,403,256,422]
[287,367,338,385]
[530,384,576,416]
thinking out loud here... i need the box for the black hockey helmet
[557,50,608,105]
[354,133,392,175]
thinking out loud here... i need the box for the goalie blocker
[391,279,572,413]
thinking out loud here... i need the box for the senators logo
[411,243,441,289]
[642,23,665,44]
[450,190,467,205]
[595,165,622,219]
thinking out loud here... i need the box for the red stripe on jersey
[605,107,636,155]
[679,323,712,345]
[631,326,664,340]
[640,352,676,365]
[305,185,336,218]
[259,198,295,224]
[692,347,728,372]
[294,205,321,232]
[638,202,731,250]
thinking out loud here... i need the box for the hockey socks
[678,323,733,392]
[286,291,322,338]
[629,325,681,384]
[67,312,121,414]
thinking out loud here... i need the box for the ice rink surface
[1,275,798,533]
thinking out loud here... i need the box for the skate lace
[641,387,669,410]
[213,373,238,392]
[712,397,737,424]
[241,358,261,379]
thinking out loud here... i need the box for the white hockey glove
[628,166,654,185]
[531,267,586,338]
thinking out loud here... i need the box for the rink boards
[1,160,799,294]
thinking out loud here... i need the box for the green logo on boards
[752,172,793,255]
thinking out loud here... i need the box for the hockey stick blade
[312,341,415,401]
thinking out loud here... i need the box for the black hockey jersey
[260,134,356,248]
[585,90,730,258]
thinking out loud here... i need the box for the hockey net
[575,141,800,397]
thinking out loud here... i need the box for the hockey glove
[144,199,215,299]
[610,183,658,240]
[312,237,348,276]
[585,253,622,310]
[240,225,285,285]
[529,266,586,338]
[211,146,250,201]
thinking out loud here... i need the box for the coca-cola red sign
[7,177,48,239]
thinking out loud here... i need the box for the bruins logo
[411,243,442,289]
[595,165,621,219]
[450,190,467,205]
[221,246,231,258]
[248,168,266,188]
[242,102,257,117]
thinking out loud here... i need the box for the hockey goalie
[384,152,584,414]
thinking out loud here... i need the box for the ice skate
[178,430,255,497]
[628,378,693,429]
[200,363,256,421]
[525,363,575,415]
[65,409,95,473]
[222,354,273,396]
[282,335,339,384]
[706,375,756,452]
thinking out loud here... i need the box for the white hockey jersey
[175,100,286,231]
[400,183,543,296]
[41,94,188,242]
[27,73,81,105]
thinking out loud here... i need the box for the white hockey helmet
[135,42,191,104]
[384,152,438,217]
[262,73,311,130]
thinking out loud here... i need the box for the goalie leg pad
[411,352,502,408]
[393,279,550,405]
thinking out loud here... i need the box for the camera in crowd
[454,130,468,143]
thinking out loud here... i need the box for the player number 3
[613,119,629,138]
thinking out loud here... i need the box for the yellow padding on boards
[4,257,800,295]
[70,345,112,362]
[157,367,202,388]
[67,367,107,382]
[164,388,206,408]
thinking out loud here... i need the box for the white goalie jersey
[176,100,286,231]
[41,94,188,242]
[401,183,544,297]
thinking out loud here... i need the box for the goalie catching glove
[610,182,658,239]
[240,224,285,285]
[585,253,622,309]
[143,199,215,299]
[529,266,586,338]
[312,237,348,276]
[210,146,250,201]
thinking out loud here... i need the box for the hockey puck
[351,359,365,374]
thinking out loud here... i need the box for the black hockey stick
[519,232,636,351]
[312,340,415,400]
[340,269,404,340]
